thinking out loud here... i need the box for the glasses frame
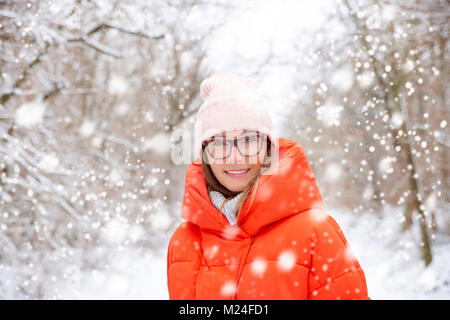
[203,132,266,160]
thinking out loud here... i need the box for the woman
[167,72,369,300]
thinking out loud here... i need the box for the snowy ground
[331,206,450,299]
[56,247,170,300]
[54,205,449,300]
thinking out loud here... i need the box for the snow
[15,101,46,128]
[78,119,96,138]
[1,0,448,302]
[108,169,124,186]
[381,5,397,22]
[324,163,343,182]
[425,193,437,213]
[1,205,447,299]
[391,112,404,128]
[221,281,237,296]
[114,102,130,116]
[357,71,375,89]
[142,133,171,155]
[277,250,296,272]
[250,258,267,277]
[331,64,354,93]
[204,244,219,260]
[330,206,450,299]
[378,157,394,175]
[54,247,169,299]
[316,101,343,127]
[37,153,60,173]
[102,219,129,245]
[107,75,129,96]
[149,211,172,231]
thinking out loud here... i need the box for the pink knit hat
[194,72,279,174]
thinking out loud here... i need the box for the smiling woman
[203,129,268,190]
[201,128,272,225]
[167,72,369,300]
[193,72,278,224]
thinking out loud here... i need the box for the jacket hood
[180,137,326,239]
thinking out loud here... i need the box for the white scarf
[209,190,245,225]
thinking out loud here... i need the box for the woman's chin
[220,179,247,192]
[222,176,255,192]
[228,186,245,193]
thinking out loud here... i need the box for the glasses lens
[237,134,261,156]
[205,131,264,159]
[206,139,230,159]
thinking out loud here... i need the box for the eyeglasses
[203,131,266,160]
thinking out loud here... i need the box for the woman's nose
[228,144,245,164]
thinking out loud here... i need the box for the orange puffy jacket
[167,137,369,300]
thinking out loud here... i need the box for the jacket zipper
[233,235,254,300]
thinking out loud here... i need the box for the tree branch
[0,43,49,105]
[86,22,165,40]
[68,23,165,59]
[68,35,124,58]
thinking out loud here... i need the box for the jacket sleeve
[307,213,369,300]
[167,220,202,299]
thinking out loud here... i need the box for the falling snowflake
[221,280,236,296]
[381,4,397,22]
[15,100,46,128]
[316,101,343,127]
[357,71,374,89]
[391,112,404,128]
[424,193,437,213]
[114,102,130,115]
[79,120,96,138]
[38,153,60,173]
[128,225,144,243]
[309,208,328,223]
[108,169,124,186]
[204,245,219,260]
[150,211,172,231]
[221,224,240,240]
[142,133,171,155]
[250,258,267,277]
[324,163,342,182]
[108,75,128,95]
[378,157,395,175]
[277,250,296,272]
[102,219,128,245]
[331,64,354,92]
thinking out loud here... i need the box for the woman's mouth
[224,168,251,178]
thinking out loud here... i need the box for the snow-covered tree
[0,0,238,298]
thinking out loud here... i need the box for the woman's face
[204,129,267,192]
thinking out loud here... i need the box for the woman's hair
[201,133,272,224]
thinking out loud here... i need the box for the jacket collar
[180,137,326,239]
[209,190,245,226]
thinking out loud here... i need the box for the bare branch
[68,35,124,58]
[86,22,165,40]
[0,43,49,105]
